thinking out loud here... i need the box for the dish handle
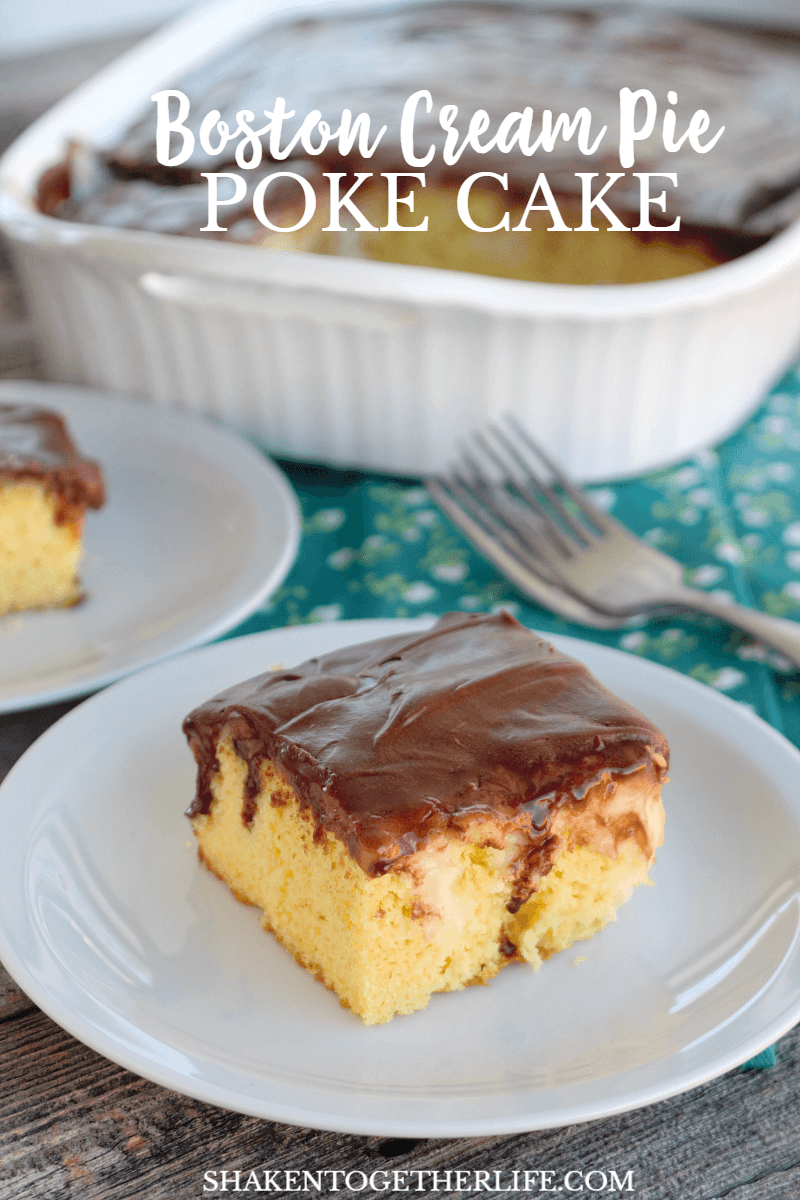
[138,270,418,332]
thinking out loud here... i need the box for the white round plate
[1,618,800,1137]
[0,382,300,712]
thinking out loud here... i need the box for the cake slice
[183,611,668,1024]
[0,403,105,615]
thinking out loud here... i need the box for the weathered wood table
[1,30,800,1200]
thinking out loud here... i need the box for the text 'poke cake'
[183,612,668,1024]
[0,403,105,615]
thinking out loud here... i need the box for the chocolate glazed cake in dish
[38,2,800,283]
[0,405,105,615]
[184,612,668,1025]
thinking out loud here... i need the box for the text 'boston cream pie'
[183,611,668,1024]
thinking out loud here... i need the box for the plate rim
[2,616,800,1137]
[0,381,302,713]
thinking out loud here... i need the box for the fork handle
[671,587,800,669]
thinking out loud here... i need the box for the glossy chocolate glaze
[94,3,800,238]
[0,404,105,518]
[43,6,800,246]
[184,612,668,879]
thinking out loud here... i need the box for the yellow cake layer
[0,481,83,615]
[192,738,663,1024]
[260,180,721,285]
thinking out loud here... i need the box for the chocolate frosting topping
[82,3,800,239]
[184,612,668,874]
[0,404,105,515]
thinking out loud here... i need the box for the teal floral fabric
[225,364,800,1071]
[231,365,800,749]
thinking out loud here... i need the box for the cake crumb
[573,956,588,965]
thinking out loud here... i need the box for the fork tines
[441,415,612,566]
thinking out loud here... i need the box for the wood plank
[0,963,32,1022]
[0,31,153,156]
[0,699,85,785]
[1,1004,799,1200]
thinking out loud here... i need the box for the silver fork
[427,415,800,669]
[425,474,629,629]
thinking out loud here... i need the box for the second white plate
[2,619,800,1136]
[0,382,300,711]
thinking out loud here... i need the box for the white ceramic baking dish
[3,0,800,480]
